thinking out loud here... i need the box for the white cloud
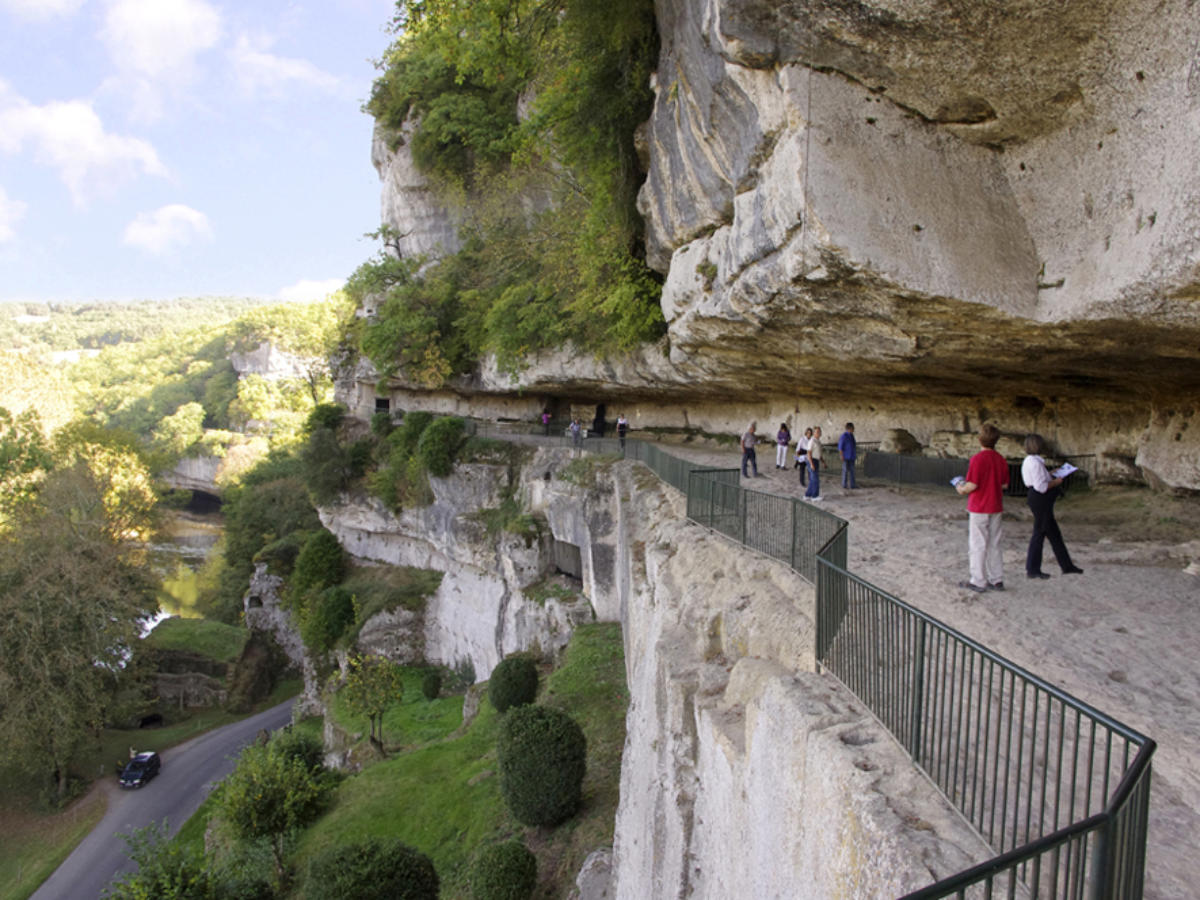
[229,34,342,99]
[276,278,344,304]
[0,185,27,242]
[0,0,86,20]
[122,204,212,254]
[99,0,222,119]
[0,82,167,205]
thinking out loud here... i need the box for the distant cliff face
[369,0,1200,489]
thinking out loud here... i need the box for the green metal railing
[459,418,1152,898]
[816,561,1153,899]
[863,451,1093,497]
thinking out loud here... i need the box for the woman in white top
[794,427,812,485]
[1020,433,1083,579]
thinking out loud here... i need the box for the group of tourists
[956,424,1084,593]
[740,421,859,502]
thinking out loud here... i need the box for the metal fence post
[790,498,799,571]
[909,618,926,765]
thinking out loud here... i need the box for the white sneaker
[808,496,823,502]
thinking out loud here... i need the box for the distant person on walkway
[570,418,582,449]
[541,410,551,435]
[741,422,760,478]
[796,427,813,486]
[617,414,629,450]
[838,422,858,489]
[775,422,791,469]
[955,423,1009,593]
[805,426,823,500]
[1021,433,1084,580]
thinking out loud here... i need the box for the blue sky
[0,0,397,303]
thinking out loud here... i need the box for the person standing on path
[955,423,1009,592]
[838,422,858,489]
[569,418,582,450]
[775,422,791,469]
[541,410,551,435]
[1021,433,1084,579]
[741,422,760,478]
[795,427,812,487]
[617,414,629,451]
[805,426,823,500]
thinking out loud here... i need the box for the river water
[147,508,223,624]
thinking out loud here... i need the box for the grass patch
[474,496,542,543]
[325,668,465,751]
[143,616,248,664]
[339,565,443,648]
[557,455,622,489]
[522,578,580,606]
[295,623,627,898]
[0,787,106,900]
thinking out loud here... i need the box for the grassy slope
[142,616,249,664]
[292,622,628,898]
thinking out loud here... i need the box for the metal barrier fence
[459,417,1151,898]
[864,451,1093,497]
[816,561,1153,900]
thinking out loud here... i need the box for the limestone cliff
[368,0,1200,489]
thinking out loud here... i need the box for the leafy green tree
[300,586,355,653]
[104,822,217,899]
[415,415,465,477]
[217,740,332,879]
[0,454,157,799]
[151,401,206,459]
[290,529,346,602]
[342,653,405,752]
[0,406,51,526]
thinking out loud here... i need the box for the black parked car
[119,751,161,788]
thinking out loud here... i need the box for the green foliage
[0,405,52,525]
[367,412,440,511]
[0,452,158,800]
[371,410,395,437]
[210,454,319,623]
[151,401,206,460]
[496,704,587,826]
[421,670,443,701]
[217,739,332,878]
[305,838,439,900]
[291,530,346,602]
[270,727,325,773]
[354,0,664,384]
[104,822,218,899]
[392,412,434,457]
[416,415,466,477]
[488,655,538,714]
[294,624,626,897]
[468,840,537,900]
[301,586,356,653]
[306,402,346,433]
[342,654,406,748]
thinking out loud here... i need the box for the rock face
[368,0,1200,489]
[318,459,596,682]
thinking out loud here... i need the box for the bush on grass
[421,669,442,700]
[488,654,538,713]
[497,704,586,826]
[469,840,537,900]
[305,838,439,900]
[416,415,466,477]
[301,586,355,653]
[290,529,346,602]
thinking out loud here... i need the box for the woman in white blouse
[1021,434,1084,579]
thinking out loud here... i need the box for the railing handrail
[815,560,1150,747]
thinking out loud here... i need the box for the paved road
[31,698,295,900]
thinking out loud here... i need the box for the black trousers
[1026,488,1075,574]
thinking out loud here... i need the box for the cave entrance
[553,539,583,581]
